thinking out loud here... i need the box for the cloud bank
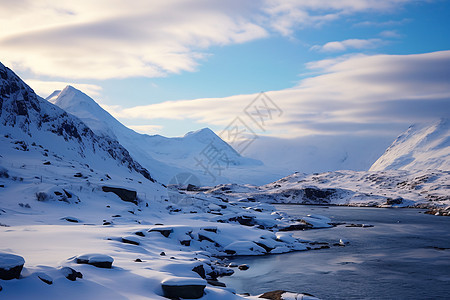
[0,0,417,80]
[109,50,450,140]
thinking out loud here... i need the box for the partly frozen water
[223,205,450,299]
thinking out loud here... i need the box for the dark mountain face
[0,62,155,182]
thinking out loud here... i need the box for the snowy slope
[370,119,450,171]
[47,86,271,185]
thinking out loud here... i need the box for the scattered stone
[161,277,206,299]
[425,207,450,216]
[36,272,53,285]
[61,267,82,281]
[238,264,249,270]
[0,253,25,280]
[76,254,114,268]
[122,236,140,245]
[73,172,83,178]
[61,216,80,223]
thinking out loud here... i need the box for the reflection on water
[222,206,450,299]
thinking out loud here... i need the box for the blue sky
[0,0,449,140]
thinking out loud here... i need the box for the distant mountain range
[46,86,269,185]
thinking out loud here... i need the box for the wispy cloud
[107,51,450,138]
[379,30,402,38]
[0,0,418,80]
[310,38,384,52]
[355,18,411,27]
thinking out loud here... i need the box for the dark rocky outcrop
[192,265,206,279]
[102,186,137,204]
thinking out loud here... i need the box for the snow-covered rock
[76,253,114,268]
[0,253,25,280]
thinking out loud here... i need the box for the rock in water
[76,253,114,268]
[161,277,206,299]
[0,253,25,280]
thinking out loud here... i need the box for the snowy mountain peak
[0,62,155,182]
[370,118,450,171]
[184,127,215,138]
[48,85,120,139]
[45,89,61,103]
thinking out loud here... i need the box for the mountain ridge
[370,118,450,171]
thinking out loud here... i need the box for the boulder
[161,277,206,299]
[76,254,114,268]
[61,267,82,281]
[238,264,249,270]
[0,253,25,280]
[102,186,137,204]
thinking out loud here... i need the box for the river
[222,205,450,299]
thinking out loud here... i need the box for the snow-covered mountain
[370,119,450,171]
[0,62,156,183]
[47,86,275,185]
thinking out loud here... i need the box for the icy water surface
[222,205,450,299]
